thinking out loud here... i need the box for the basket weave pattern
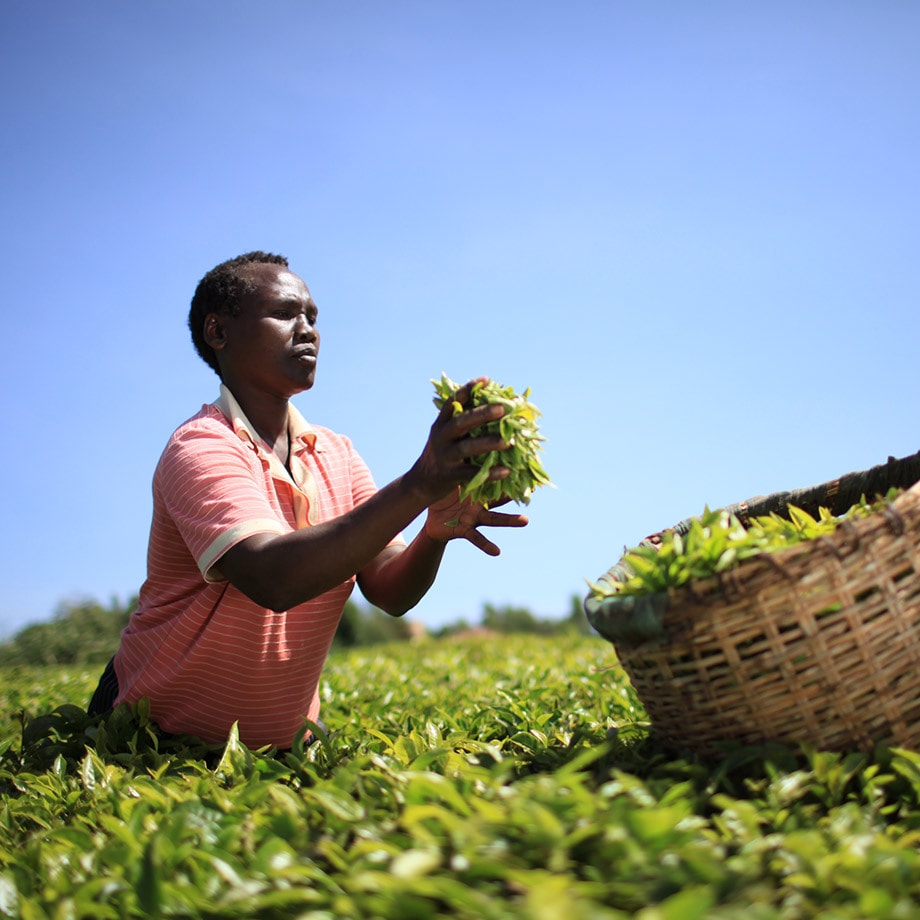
[593,484,920,756]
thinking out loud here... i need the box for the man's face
[210,263,321,398]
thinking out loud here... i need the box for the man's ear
[203,312,227,352]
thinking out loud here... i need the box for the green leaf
[390,848,441,879]
[136,839,162,917]
[432,374,552,505]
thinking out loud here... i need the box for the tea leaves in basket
[589,489,903,601]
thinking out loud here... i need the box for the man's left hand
[424,488,529,557]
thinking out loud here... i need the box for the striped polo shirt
[114,385,403,748]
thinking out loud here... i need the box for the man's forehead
[240,263,310,298]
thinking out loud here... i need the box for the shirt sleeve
[155,419,288,581]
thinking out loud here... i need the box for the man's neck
[222,380,291,453]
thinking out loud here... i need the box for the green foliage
[2,594,590,671]
[3,636,920,917]
[0,596,135,667]
[481,603,555,635]
[432,373,552,506]
[433,596,593,639]
[589,491,901,600]
[332,600,413,648]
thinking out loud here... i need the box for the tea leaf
[432,373,552,506]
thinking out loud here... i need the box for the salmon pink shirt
[114,385,403,748]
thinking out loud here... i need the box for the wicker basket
[585,478,920,757]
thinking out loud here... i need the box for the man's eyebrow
[276,292,318,312]
[275,291,308,303]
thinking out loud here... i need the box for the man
[88,251,527,748]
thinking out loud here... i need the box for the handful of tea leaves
[588,489,902,600]
[432,373,552,505]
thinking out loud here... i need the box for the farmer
[88,251,528,748]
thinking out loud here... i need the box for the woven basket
[585,477,920,758]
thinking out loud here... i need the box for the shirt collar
[213,383,319,454]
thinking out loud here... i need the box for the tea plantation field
[3,633,920,918]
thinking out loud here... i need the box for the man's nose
[294,313,316,339]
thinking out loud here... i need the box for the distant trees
[0,593,596,666]
[0,596,135,667]
[332,599,414,648]
[431,595,593,639]
[481,603,552,634]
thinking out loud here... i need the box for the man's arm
[356,490,528,616]
[216,381,525,613]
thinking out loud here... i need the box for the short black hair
[188,251,290,375]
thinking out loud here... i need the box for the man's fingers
[479,511,529,528]
[465,529,501,557]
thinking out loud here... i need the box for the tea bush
[2,635,920,918]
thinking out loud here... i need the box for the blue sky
[2,2,918,638]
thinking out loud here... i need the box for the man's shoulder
[155,404,246,470]
[167,403,235,443]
